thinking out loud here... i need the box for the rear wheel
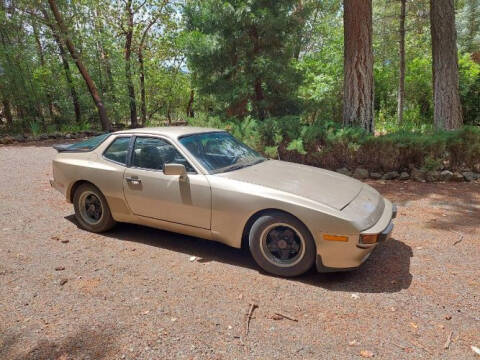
[249,211,316,277]
[73,183,116,232]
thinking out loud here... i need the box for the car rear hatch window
[53,133,110,152]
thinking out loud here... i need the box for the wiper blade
[215,158,265,173]
[220,163,249,173]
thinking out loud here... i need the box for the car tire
[249,211,316,277]
[73,183,116,233]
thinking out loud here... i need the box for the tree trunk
[430,0,463,129]
[138,49,147,126]
[343,0,374,133]
[254,77,265,120]
[2,99,13,126]
[94,8,116,104]
[125,0,138,128]
[249,26,266,120]
[41,8,82,124]
[47,0,111,131]
[397,0,406,124]
[166,105,171,125]
[56,35,81,123]
[137,17,159,127]
[186,89,195,117]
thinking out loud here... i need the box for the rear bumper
[49,178,65,195]
[316,201,396,272]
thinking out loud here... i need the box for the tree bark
[430,0,463,129]
[397,0,406,124]
[186,89,195,117]
[343,0,374,133]
[47,0,111,131]
[125,0,138,128]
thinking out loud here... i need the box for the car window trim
[128,135,198,174]
[102,135,132,166]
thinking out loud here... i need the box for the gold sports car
[50,127,396,277]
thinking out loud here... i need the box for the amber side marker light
[360,234,379,244]
[323,234,349,242]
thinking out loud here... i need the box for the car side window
[132,137,195,173]
[103,137,131,165]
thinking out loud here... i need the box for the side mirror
[163,163,187,176]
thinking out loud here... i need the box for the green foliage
[459,53,480,125]
[183,0,304,119]
[28,121,41,136]
[422,156,443,171]
[189,114,480,171]
[60,121,92,134]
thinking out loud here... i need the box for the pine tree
[184,0,304,120]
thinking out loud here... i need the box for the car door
[123,136,211,230]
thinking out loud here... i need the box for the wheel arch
[241,208,315,250]
[68,180,99,203]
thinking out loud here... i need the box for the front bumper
[316,202,396,272]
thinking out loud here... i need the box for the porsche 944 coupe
[50,127,396,277]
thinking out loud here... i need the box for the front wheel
[249,211,316,277]
[73,183,116,233]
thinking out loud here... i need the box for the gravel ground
[0,144,479,360]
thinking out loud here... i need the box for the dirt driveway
[0,145,479,360]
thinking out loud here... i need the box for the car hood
[218,159,364,210]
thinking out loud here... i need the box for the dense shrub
[188,114,480,172]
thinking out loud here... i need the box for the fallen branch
[411,340,433,355]
[444,331,453,350]
[392,342,407,350]
[245,303,257,336]
[274,312,298,322]
[451,230,464,246]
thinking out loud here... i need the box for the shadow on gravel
[0,326,117,360]
[368,181,480,231]
[300,238,413,293]
[67,216,413,294]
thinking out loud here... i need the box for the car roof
[114,126,225,139]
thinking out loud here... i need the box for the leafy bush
[29,121,41,136]
[60,121,92,134]
[459,53,480,126]
[188,113,480,171]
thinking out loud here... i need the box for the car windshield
[179,132,265,173]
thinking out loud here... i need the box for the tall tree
[47,0,112,131]
[430,0,463,129]
[32,19,55,124]
[123,0,138,128]
[138,15,160,126]
[343,0,374,133]
[184,0,304,120]
[397,0,406,124]
[40,8,81,123]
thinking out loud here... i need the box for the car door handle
[125,176,141,185]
